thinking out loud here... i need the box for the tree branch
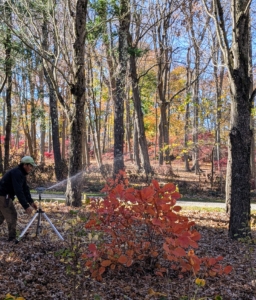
[201,0,232,75]
[249,88,256,103]
[0,75,7,94]
[244,0,252,15]
[166,56,211,104]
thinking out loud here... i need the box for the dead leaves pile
[0,202,256,299]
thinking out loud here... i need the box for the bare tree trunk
[3,3,12,172]
[125,88,132,160]
[29,65,37,159]
[48,118,52,153]
[249,17,255,191]
[184,48,191,172]
[154,93,158,161]
[66,0,88,206]
[133,117,141,170]
[61,112,66,160]
[212,45,224,170]
[39,65,46,164]
[129,50,152,175]
[113,0,130,175]
[22,96,33,156]
[102,97,110,154]
[42,18,63,180]
[191,51,200,174]
[0,126,3,174]
[86,56,102,167]
[83,114,90,167]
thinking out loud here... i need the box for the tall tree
[202,0,255,239]
[3,2,13,172]
[127,2,152,175]
[113,0,130,175]
[41,7,64,180]
[151,0,176,165]
[65,0,88,206]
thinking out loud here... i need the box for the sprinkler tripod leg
[17,210,64,242]
[17,213,38,241]
[42,213,64,241]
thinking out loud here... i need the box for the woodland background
[0,0,239,184]
[1,1,256,299]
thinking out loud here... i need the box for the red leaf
[99,266,105,275]
[173,206,182,212]
[208,258,217,266]
[161,204,171,211]
[152,179,160,190]
[151,218,162,226]
[191,231,201,241]
[88,243,97,252]
[114,184,124,196]
[140,187,155,201]
[224,265,232,274]
[126,258,133,267]
[171,191,181,199]
[101,260,112,267]
[155,271,164,277]
[177,236,190,248]
[118,255,128,264]
[162,183,176,193]
[172,247,186,257]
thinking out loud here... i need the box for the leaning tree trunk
[129,51,152,175]
[65,0,87,207]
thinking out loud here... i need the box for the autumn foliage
[83,171,232,281]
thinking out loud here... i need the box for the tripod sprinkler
[17,186,64,241]
[36,186,47,195]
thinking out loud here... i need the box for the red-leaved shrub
[83,171,232,281]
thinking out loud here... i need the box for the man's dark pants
[0,196,17,240]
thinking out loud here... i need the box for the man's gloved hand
[31,202,38,210]
[25,206,33,215]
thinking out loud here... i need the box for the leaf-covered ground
[0,201,256,300]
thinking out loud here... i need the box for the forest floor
[1,160,256,299]
[0,202,256,300]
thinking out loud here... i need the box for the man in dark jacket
[0,156,38,241]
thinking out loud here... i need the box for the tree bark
[3,3,12,172]
[113,0,130,175]
[133,117,141,170]
[65,0,88,206]
[39,64,46,164]
[183,48,191,172]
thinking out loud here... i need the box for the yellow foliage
[195,278,206,287]
[5,294,25,300]
[148,288,167,297]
